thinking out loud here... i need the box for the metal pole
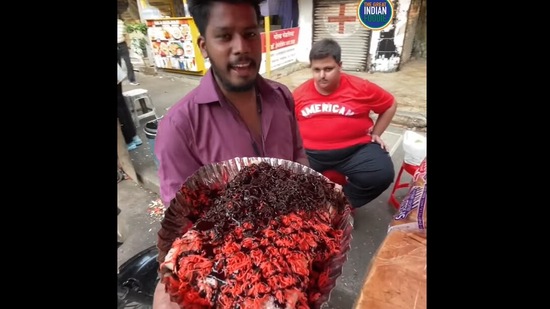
[264,15,271,78]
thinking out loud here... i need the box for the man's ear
[338,61,343,71]
[197,36,208,59]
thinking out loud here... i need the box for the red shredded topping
[161,162,349,309]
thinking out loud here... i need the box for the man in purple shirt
[153,1,307,308]
[155,67,307,208]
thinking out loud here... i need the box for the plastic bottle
[140,0,162,20]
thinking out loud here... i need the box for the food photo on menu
[148,21,198,71]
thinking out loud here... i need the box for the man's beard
[210,58,257,93]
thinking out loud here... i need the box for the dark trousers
[306,143,395,208]
[117,42,137,83]
[117,83,137,144]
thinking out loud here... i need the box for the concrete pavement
[117,60,426,308]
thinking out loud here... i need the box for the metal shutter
[313,0,372,71]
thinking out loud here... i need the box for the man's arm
[122,22,132,47]
[371,100,397,137]
[155,114,201,207]
[296,156,310,167]
[155,113,201,262]
[360,79,397,150]
[153,112,202,309]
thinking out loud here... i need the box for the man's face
[198,2,262,92]
[310,56,342,95]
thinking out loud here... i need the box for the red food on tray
[158,158,353,309]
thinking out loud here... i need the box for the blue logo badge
[357,0,394,30]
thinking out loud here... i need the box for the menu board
[146,18,206,75]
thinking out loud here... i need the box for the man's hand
[153,281,180,309]
[371,134,388,151]
[297,157,310,167]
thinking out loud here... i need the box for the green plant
[125,22,148,35]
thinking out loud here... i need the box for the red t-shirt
[293,73,394,150]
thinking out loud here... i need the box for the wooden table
[353,229,426,309]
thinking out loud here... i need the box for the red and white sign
[259,27,300,74]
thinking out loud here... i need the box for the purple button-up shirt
[155,69,307,206]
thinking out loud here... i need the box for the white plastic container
[402,130,426,166]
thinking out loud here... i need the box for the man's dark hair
[309,38,341,63]
[187,0,262,36]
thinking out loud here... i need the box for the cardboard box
[353,230,426,309]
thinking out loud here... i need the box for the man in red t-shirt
[293,38,397,209]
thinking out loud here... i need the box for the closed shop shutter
[313,0,372,71]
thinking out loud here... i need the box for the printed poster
[146,18,202,73]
